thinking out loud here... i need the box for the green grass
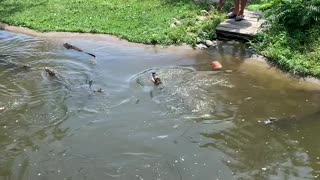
[0,0,224,45]
[249,0,320,78]
[252,25,320,77]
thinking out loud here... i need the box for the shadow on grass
[0,0,47,20]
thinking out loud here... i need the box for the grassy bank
[0,0,224,45]
[249,0,320,78]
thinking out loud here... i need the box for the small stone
[225,70,233,73]
[170,23,176,28]
[205,40,214,46]
[200,10,209,16]
[261,167,267,171]
[195,43,207,49]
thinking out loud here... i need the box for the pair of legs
[218,0,248,18]
[232,0,248,17]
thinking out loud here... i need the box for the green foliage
[0,0,223,45]
[262,0,320,29]
[251,0,320,77]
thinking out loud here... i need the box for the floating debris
[156,135,168,139]
[0,106,7,112]
[63,43,96,63]
[89,79,93,89]
[211,61,222,71]
[44,67,56,77]
[264,117,277,125]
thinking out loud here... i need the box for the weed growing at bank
[250,0,320,77]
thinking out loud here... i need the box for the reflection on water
[1,30,320,179]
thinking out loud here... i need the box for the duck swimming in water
[93,88,104,93]
[151,72,162,86]
[44,67,56,77]
[88,80,104,93]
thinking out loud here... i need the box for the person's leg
[227,0,239,18]
[217,0,225,12]
[233,0,240,14]
[235,0,248,21]
[239,0,248,15]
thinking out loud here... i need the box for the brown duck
[151,72,162,86]
[44,67,56,77]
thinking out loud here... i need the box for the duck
[89,80,104,93]
[151,72,162,86]
[44,67,56,77]
[93,88,104,93]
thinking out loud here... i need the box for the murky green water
[1,30,320,180]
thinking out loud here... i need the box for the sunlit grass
[0,0,224,45]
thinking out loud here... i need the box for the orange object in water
[211,61,222,70]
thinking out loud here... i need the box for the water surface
[1,30,320,180]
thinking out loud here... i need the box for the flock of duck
[44,43,162,93]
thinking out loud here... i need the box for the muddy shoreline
[1,22,320,86]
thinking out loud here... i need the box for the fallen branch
[63,43,96,63]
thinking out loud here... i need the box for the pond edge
[1,22,320,86]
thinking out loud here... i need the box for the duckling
[88,80,104,93]
[44,67,56,77]
[93,88,104,93]
[151,72,162,86]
